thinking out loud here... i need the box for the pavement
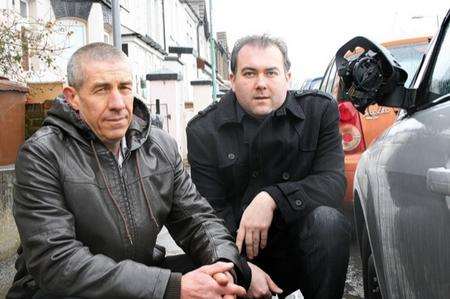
[0,254,16,298]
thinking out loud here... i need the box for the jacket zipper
[120,172,137,257]
[91,141,134,248]
[117,151,136,251]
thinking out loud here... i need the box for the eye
[242,71,256,78]
[120,85,132,93]
[266,70,279,77]
[94,87,107,94]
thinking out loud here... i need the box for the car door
[361,14,450,298]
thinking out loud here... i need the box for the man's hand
[213,271,239,299]
[236,191,276,259]
[181,262,246,299]
[246,262,283,299]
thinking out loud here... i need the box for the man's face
[64,59,133,147]
[230,44,291,119]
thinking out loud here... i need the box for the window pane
[388,43,428,86]
[428,25,450,100]
[20,0,27,18]
[311,78,322,89]
[51,19,87,78]
[319,59,333,92]
[54,20,86,62]
[325,62,336,94]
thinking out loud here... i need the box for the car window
[320,59,334,92]
[424,24,450,103]
[388,43,429,86]
[311,78,322,89]
[331,72,340,99]
[325,62,337,94]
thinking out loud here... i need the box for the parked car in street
[335,9,450,299]
[319,36,430,210]
[300,76,323,90]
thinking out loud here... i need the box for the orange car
[319,36,431,210]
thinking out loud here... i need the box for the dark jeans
[252,206,351,299]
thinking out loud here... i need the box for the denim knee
[302,206,351,250]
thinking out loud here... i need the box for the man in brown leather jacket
[8,43,250,299]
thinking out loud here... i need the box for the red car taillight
[338,101,366,153]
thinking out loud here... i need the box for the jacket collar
[216,90,305,128]
[284,91,305,119]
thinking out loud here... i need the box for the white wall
[124,36,165,104]
[148,79,186,157]
[87,3,104,43]
[192,84,213,114]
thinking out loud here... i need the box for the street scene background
[0,0,447,298]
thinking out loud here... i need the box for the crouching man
[187,35,351,299]
[7,42,250,299]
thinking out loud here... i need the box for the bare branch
[0,9,71,83]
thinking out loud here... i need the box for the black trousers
[159,206,351,299]
[251,206,351,299]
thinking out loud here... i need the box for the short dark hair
[230,34,291,74]
[67,42,129,89]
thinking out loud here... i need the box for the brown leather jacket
[8,98,250,299]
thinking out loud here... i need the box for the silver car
[335,10,450,299]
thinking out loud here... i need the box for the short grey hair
[67,42,129,89]
[230,34,291,74]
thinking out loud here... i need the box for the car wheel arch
[354,190,382,298]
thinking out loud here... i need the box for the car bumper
[343,153,361,208]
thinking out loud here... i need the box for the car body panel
[355,101,450,298]
[344,153,359,203]
[359,104,397,147]
[352,10,450,298]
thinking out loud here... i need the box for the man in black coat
[187,35,351,299]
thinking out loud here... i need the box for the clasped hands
[181,192,283,299]
[181,261,246,299]
[181,261,282,299]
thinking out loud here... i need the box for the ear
[285,71,292,82]
[63,86,80,111]
[229,73,236,91]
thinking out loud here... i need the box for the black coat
[187,90,346,235]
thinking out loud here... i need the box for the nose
[255,74,268,90]
[108,88,126,110]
